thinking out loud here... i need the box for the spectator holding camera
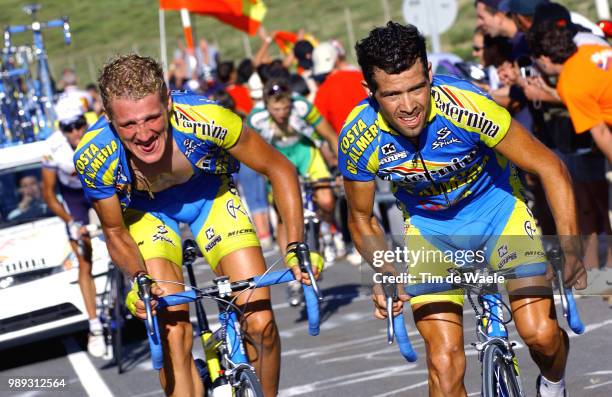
[527,7,612,164]
[527,4,612,277]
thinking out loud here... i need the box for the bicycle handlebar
[381,273,418,362]
[137,274,164,370]
[547,249,585,334]
[387,260,583,363]
[140,262,321,369]
[5,17,71,45]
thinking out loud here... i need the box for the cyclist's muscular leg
[70,239,97,319]
[413,302,467,397]
[508,278,568,382]
[146,258,203,397]
[215,247,280,397]
[314,188,335,224]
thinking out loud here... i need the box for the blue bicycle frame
[1,5,71,144]
[143,268,320,370]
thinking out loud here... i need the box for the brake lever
[137,274,155,336]
[296,243,322,301]
[381,272,397,344]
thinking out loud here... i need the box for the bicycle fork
[476,293,524,396]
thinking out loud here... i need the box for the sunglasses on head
[59,117,87,133]
[266,84,289,97]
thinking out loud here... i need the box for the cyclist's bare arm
[344,179,392,271]
[91,195,147,278]
[315,118,339,158]
[494,119,586,288]
[345,178,406,316]
[41,168,72,223]
[590,122,612,164]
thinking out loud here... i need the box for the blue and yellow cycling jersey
[338,75,517,214]
[73,91,243,210]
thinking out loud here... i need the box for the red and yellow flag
[273,31,318,55]
[159,0,267,35]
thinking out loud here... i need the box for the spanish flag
[159,0,267,35]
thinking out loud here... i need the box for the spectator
[58,68,93,112]
[472,27,486,65]
[8,173,47,221]
[288,73,310,97]
[475,0,533,131]
[293,40,318,101]
[528,18,612,163]
[508,0,550,32]
[216,61,254,117]
[248,71,264,106]
[236,58,254,84]
[528,14,612,276]
[312,41,367,135]
[85,83,104,116]
[328,39,359,71]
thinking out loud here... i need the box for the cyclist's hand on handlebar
[561,252,587,290]
[67,220,83,241]
[371,283,409,320]
[284,250,324,285]
[125,275,165,319]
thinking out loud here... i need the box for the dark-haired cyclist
[339,22,586,397]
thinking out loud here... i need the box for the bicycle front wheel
[482,343,523,397]
[234,368,264,397]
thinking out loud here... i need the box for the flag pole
[159,8,168,84]
[180,8,198,76]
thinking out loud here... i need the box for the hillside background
[0,0,600,85]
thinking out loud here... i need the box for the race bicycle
[384,248,584,397]
[98,261,129,373]
[1,3,71,144]
[287,176,343,306]
[138,239,321,396]
[81,224,129,373]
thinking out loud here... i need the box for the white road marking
[278,364,426,396]
[130,389,166,397]
[370,380,430,396]
[62,337,113,397]
[584,380,612,390]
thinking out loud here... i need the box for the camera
[517,56,539,79]
[520,65,538,79]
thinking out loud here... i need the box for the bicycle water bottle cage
[214,276,232,298]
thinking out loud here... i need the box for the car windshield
[0,163,54,229]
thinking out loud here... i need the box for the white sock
[539,375,565,397]
[89,318,103,333]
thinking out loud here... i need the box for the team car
[0,140,109,349]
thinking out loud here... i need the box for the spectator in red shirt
[216,61,254,117]
[313,41,368,135]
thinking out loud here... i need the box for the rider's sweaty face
[372,61,432,139]
[109,93,169,164]
[267,97,291,126]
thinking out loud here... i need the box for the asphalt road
[2,251,612,397]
